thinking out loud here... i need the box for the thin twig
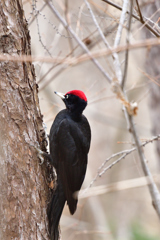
[0,38,160,65]
[133,7,160,37]
[113,0,128,83]
[76,3,85,36]
[102,0,160,37]
[129,116,160,218]
[80,174,160,199]
[45,0,112,83]
[135,0,143,22]
[33,0,52,57]
[99,152,129,176]
[86,135,160,190]
[38,24,116,86]
[121,0,133,89]
[28,2,47,26]
[84,0,111,49]
[64,0,74,55]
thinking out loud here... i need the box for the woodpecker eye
[65,94,69,99]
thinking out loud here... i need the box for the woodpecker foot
[29,142,50,165]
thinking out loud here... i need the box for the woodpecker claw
[29,142,45,165]
[38,151,45,165]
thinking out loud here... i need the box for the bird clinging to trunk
[48,90,91,240]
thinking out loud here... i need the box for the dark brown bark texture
[0,1,49,239]
[142,1,160,167]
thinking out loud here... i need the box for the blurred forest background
[23,0,160,239]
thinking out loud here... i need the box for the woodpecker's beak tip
[55,91,65,99]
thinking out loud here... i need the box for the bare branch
[113,0,128,83]
[44,0,112,83]
[121,0,134,89]
[102,0,160,37]
[129,116,160,218]
[34,0,52,57]
[84,0,111,49]
[86,135,160,190]
[28,2,47,26]
[0,38,160,65]
[135,0,143,22]
[80,175,160,199]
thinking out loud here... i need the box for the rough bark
[0,1,49,239]
[142,0,160,168]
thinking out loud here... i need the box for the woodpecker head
[55,90,87,114]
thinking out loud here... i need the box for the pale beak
[54,91,65,100]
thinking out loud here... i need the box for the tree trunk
[142,0,160,168]
[0,1,49,239]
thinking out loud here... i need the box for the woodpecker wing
[56,118,88,214]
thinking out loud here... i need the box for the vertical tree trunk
[142,0,160,168]
[0,1,49,239]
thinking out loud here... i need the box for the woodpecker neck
[68,111,82,122]
[68,103,86,121]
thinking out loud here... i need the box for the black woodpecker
[47,90,91,240]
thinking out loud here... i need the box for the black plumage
[47,90,91,240]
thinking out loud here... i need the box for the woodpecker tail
[47,181,66,240]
